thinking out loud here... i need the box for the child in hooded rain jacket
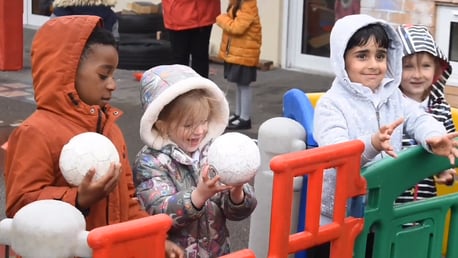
[133,64,257,258]
[4,15,183,258]
[313,14,458,224]
[395,24,456,205]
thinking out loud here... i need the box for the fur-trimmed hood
[139,65,229,150]
[53,0,117,7]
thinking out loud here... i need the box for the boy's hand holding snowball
[59,132,123,209]
[76,162,122,209]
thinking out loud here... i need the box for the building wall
[361,0,436,30]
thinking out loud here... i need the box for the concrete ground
[0,28,333,253]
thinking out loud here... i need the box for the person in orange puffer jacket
[216,0,262,130]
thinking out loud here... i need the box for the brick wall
[360,0,436,32]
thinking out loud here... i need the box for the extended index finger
[448,131,458,140]
[390,117,404,130]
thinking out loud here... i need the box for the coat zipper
[374,102,383,158]
[96,109,109,224]
[96,109,103,133]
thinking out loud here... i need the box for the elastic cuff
[229,191,245,206]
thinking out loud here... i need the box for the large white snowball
[1,200,92,258]
[59,132,120,186]
[207,132,260,185]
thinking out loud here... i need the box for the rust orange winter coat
[4,16,147,230]
[216,0,262,67]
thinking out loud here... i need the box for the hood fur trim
[139,65,229,150]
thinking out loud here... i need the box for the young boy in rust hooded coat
[4,15,183,257]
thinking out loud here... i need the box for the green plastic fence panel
[354,146,458,258]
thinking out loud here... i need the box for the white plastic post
[249,117,306,257]
[0,200,92,258]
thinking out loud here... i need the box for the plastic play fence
[356,145,458,258]
[269,140,366,257]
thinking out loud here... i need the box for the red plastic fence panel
[0,244,18,258]
[0,0,23,70]
[268,140,366,258]
[88,214,172,258]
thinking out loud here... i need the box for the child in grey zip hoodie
[313,14,458,223]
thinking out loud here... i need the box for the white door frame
[284,0,333,76]
[435,5,458,87]
[23,0,49,27]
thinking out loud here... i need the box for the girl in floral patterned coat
[133,64,257,258]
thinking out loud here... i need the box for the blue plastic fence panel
[283,88,318,148]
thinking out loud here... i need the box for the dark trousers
[167,25,213,78]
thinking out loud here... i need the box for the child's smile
[344,37,388,91]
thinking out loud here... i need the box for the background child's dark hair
[344,23,390,56]
[227,0,242,18]
[81,26,117,61]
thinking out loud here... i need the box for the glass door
[436,5,458,87]
[286,0,360,74]
[23,0,50,27]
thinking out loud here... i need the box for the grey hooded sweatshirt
[313,14,447,219]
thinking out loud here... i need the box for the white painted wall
[114,0,284,67]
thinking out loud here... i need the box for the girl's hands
[435,169,456,186]
[230,185,245,205]
[426,132,458,165]
[371,118,404,158]
[165,240,184,258]
[76,162,121,209]
[191,165,232,209]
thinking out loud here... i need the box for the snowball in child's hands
[207,132,260,185]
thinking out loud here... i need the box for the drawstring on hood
[139,65,230,150]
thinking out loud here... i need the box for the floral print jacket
[133,143,257,257]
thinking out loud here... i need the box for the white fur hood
[139,65,229,150]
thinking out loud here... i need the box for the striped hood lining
[396,24,453,100]
[397,24,455,133]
